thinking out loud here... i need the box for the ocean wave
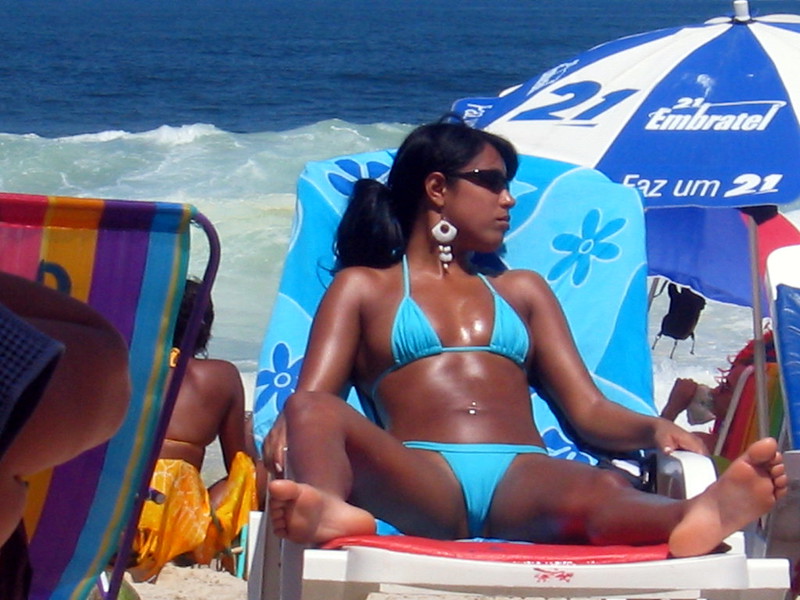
[0,120,410,199]
[63,123,226,145]
[2,118,797,387]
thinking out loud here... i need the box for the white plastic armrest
[656,449,717,499]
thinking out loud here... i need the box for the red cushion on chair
[320,535,671,564]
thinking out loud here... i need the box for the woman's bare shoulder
[496,267,546,283]
[185,358,243,396]
[336,264,397,281]
[189,357,241,378]
[492,268,551,296]
[332,265,388,284]
[489,268,561,321]
[329,265,399,298]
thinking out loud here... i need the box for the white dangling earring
[431,218,457,270]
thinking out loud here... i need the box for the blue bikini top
[370,256,530,397]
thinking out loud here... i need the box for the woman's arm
[295,268,366,393]
[263,268,367,473]
[518,271,705,454]
[212,360,249,473]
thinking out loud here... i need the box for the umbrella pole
[747,213,769,440]
[648,276,661,310]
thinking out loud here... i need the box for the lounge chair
[765,245,800,591]
[713,359,784,464]
[247,153,790,600]
[0,192,220,600]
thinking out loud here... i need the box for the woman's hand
[653,418,708,456]
[262,412,288,477]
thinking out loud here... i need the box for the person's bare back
[162,357,246,473]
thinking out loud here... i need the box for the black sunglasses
[449,169,510,194]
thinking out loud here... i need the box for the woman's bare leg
[490,438,786,555]
[267,391,467,544]
[0,275,130,546]
[490,452,679,544]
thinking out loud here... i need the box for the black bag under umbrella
[652,283,706,358]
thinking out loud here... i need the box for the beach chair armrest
[655,449,717,499]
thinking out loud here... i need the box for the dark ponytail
[335,179,404,269]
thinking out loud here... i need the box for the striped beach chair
[0,192,220,600]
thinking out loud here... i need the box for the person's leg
[207,477,229,510]
[1,313,130,476]
[489,438,786,556]
[268,391,468,543]
[489,451,677,544]
[0,469,26,546]
[0,275,130,479]
[0,522,32,600]
[0,313,130,544]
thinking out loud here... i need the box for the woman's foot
[669,437,787,557]
[268,479,376,544]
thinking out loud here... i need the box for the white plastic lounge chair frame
[764,246,800,590]
[247,449,788,600]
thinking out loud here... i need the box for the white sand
[130,564,247,600]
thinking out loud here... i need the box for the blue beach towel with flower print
[253,151,654,464]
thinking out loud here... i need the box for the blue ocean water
[2,0,796,136]
[2,0,799,465]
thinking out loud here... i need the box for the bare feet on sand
[669,437,788,557]
[268,479,376,544]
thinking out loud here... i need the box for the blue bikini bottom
[403,441,548,537]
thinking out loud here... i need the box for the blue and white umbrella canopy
[452,2,800,433]
[454,2,800,210]
[452,1,800,311]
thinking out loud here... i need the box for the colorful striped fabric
[716,362,784,465]
[0,192,193,600]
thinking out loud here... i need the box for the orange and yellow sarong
[130,451,257,581]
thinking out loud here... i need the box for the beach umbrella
[452,0,800,436]
[455,0,800,213]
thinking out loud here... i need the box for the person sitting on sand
[1,272,130,599]
[130,279,259,582]
[661,331,779,459]
[263,122,786,557]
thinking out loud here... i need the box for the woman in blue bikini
[266,122,786,556]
